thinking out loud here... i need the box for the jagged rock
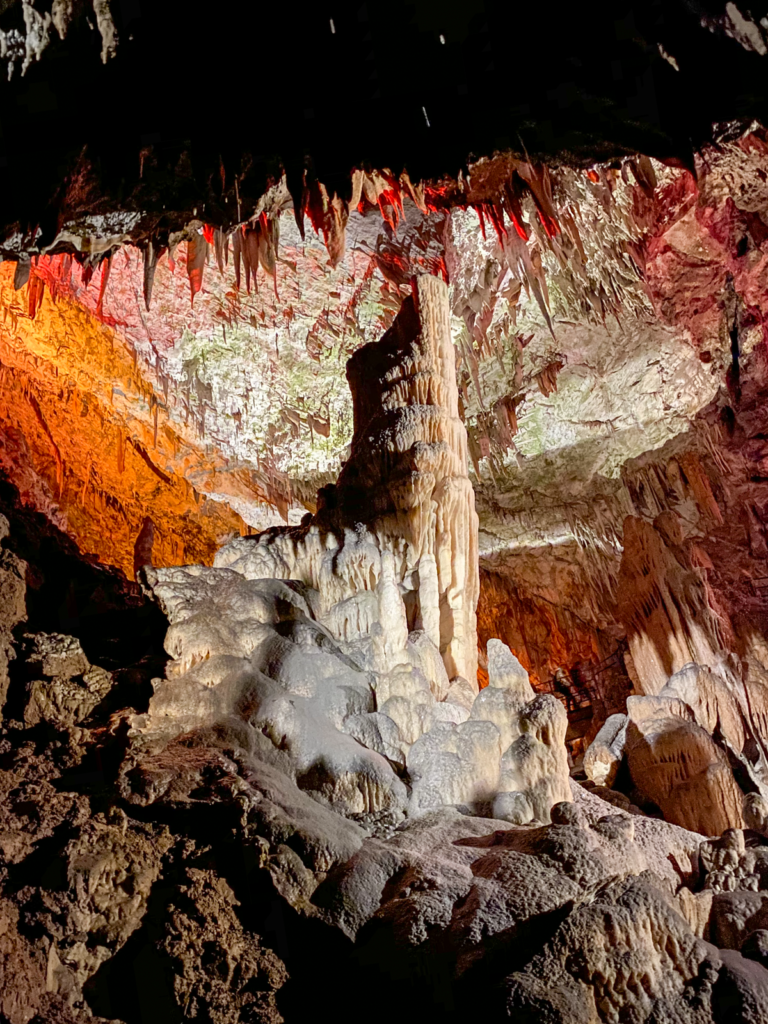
[0,512,26,719]
[700,828,768,894]
[121,741,366,911]
[21,633,113,730]
[583,712,627,787]
[0,896,49,1024]
[24,633,89,681]
[0,903,109,1024]
[710,890,768,949]
[21,809,175,1001]
[157,867,287,1024]
[0,739,90,865]
[504,873,733,1024]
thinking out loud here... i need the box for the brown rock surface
[0,512,26,718]
[157,867,287,1024]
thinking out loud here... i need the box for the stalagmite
[215,274,480,691]
[126,278,573,835]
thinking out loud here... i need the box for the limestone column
[331,274,480,683]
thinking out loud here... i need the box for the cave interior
[7,2,768,1023]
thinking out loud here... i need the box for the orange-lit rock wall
[477,566,633,725]
[0,263,248,577]
[477,568,600,688]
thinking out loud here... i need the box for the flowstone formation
[127,275,567,828]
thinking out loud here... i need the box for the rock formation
[128,281,568,834]
[214,274,479,688]
[7,28,768,1016]
[6,524,768,1024]
[0,512,25,716]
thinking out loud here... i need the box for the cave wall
[471,130,768,708]
[0,262,253,578]
[6,123,768,722]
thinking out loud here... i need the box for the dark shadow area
[0,476,168,681]
[0,1,767,253]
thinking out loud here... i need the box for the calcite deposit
[127,278,566,832]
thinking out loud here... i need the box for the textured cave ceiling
[2,0,768,691]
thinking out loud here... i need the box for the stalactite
[187,229,208,303]
[96,253,111,318]
[27,266,45,318]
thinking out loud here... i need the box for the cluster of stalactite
[3,144,680,415]
[0,139,688,543]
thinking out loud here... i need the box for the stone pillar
[328,274,480,683]
[216,275,480,687]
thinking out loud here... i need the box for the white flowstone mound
[132,562,571,825]
[133,566,406,818]
[128,276,572,828]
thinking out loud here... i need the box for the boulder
[21,634,113,730]
[583,712,627,788]
[625,693,745,835]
